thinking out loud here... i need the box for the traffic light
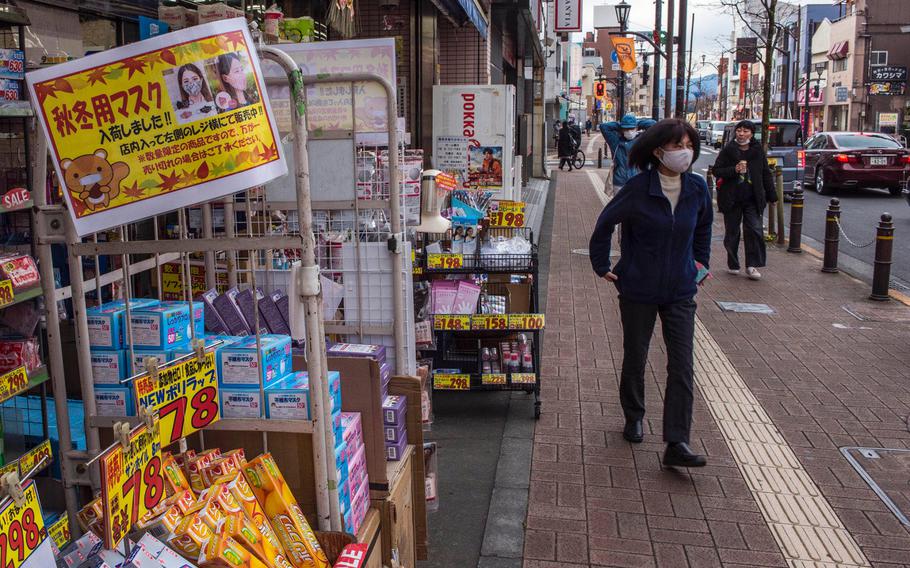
[595,81,606,98]
[642,61,650,86]
[812,84,819,99]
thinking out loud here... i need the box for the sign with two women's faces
[26,19,286,236]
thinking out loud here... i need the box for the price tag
[17,440,52,477]
[0,366,28,405]
[411,250,423,275]
[433,315,471,331]
[426,253,463,270]
[488,201,526,227]
[0,481,47,568]
[0,463,15,477]
[0,279,13,307]
[133,352,220,449]
[47,516,70,550]
[481,373,507,385]
[433,373,470,390]
[511,373,537,384]
[508,314,546,330]
[471,314,508,330]
[100,421,164,548]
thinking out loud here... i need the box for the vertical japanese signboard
[26,19,286,236]
[555,0,582,32]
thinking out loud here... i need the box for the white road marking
[586,135,598,155]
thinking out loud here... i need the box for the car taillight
[797,150,805,169]
[901,154,910,165]
[834,154,851,163]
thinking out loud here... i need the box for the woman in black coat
[557,122,577,171]
[712,120,778,280]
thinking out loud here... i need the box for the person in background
[585,117,593,136]
[568,116,582,146]
[600,113,657,191]
[712,119,777,280]
[557,122,577,172]
[589,118,713,468]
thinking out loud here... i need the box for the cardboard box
[217,335,292,388]
[94,386,134,416]
[265,374,310,420]
[168,512,214,559]
[381,395,406,427]
[90,348,127,385]
[383,422,407,445]
[129,301,204,349]
[215,473,286,562]
[86,299,159,350]
[128,348,175,376]
[221,389,264,419]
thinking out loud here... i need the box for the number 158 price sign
[99,421,163,549]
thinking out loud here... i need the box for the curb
[796,241,910,307]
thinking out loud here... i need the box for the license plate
[870,156,887,166]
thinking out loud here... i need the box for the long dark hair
[177,63,213,105]
[628,118,700,171]
[217,52,259,105]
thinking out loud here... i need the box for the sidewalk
[526,168,910,567]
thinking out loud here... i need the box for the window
[869,51,888,66]
[583,48,597,57]
[833,59,847,73]
[833,134,901,149]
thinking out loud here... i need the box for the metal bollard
[767,199,777,240]
[598,147,603,169]
[787,185,804,253]
[706,166,716,200]
[870,213,894,301]
[823,198,840,273]
[775,166,786,245]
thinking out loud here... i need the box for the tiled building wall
[439,18,490,85]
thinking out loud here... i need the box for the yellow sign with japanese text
[99,420,164,549]
[0,481,47,568]
[26,19,286,237]
[17,440,52,478]
[0,279,13,307]
[48,515,71,550]
[0,366,28,405]
[133,351,220,449]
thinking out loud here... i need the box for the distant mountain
[656,73,720,102]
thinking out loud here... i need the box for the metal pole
[597,147,603,169]
[767,195,777,239]
[674,0,687,118]
[706,166,715,200]
[653,0,662,120]
[775,166,785,245]
[803,24,812,138]
[223,197,238,288]
[618,18,626,117]
[202,203,216,289]
[870,213,894,301]
[665,0,674,118]
[787,185,804,253]
[823,198,840,273]
[684,12,694,116]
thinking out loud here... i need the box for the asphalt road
[694,145,910,286]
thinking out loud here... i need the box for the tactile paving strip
[694,319,871,568]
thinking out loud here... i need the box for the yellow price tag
[0,481,47,568]
[488,201,526,227]
[481,373,507,385]
[471,314,508,330]
[508,314,546,330]
[433,373,471,390]
[48,515,70,550]
[511,373,537,384]
[767,157,778,168]
[0,279,13,308]
[0,366,29,405]
[133,352,220,449]
[427,253,463,270]
[99,421,164,549]
[17,440,52,477]
[433,315,471,331]
[412,250,423,275]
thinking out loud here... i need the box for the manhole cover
[716,301,775,314]
[841,302,910,323]
[842,447,910,526]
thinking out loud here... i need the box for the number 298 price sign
[133,352,220,449]
[100,421,164,548]
[0,481,48,568]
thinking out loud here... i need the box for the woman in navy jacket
[589,119,713,468]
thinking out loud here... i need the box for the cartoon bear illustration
[60,149,130,211]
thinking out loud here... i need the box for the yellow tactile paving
[693,319,871,568]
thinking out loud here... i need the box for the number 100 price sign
[133,351,220,449]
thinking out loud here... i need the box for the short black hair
[483,147,493,154]
[735,119,756,133]
[627,118,700,171]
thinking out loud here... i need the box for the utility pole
[664,0,674,117]
[618,15,627,116]
[684,12,694,117]
[674,0,687,118]
[652,0,662,120]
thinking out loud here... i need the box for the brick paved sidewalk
[525,169,910,567]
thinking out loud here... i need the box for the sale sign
[26,19,286,236]
[16,441,52,477]
[487,200,525,228]
[0,280,13,308]
[99,420,164,548]
[133,351,220,448]
[0,366,28,405]
[0,481,48,568]
[47,515,70,550]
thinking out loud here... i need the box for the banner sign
[869,66,907,83]
[99,421,163,548]
[739,64,749,103]
[133,351,220,448]
[47,515,71,550]
[27,19,286,237]
[0,481,50,568]
[555,0,582,32]
[0,49,24,80]
[610,38,637,73]
[868,82,906,96]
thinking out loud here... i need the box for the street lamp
[615,0,630,118]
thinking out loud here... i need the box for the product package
[381,395,407,427]
[216,334,293,388]
[220,389,264,419]
[86,299,159,350]
[213,288,252,336]
[0,253,40,292]
[385,436,407,461]
[129,301,204,349]
[200,289,229,335]
[94,386,134,416]
[453,280,481,315]
[90,348,127,385]
[128,348,175,376]
[234,288,270,334]
[0,337,42,373]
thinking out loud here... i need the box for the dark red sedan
[801,132,910,196]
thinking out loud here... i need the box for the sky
[579,0,835,78]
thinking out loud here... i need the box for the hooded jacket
[589,169,714,304]
[599,118,657,187]
[712,139,778,214]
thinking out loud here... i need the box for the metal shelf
[432,372,538,392]
[0,365,49,406]
[0,283,42,311]
[88,415,315,434]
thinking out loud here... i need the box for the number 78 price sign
[133,351,220,449]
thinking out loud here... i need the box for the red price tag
[0,482,46,568]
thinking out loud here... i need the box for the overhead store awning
[827,41,849,60]
[431,0,489,39]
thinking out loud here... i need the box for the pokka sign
[26,19,286,236]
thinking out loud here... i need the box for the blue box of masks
[128,301,204,349]
[216,334,292,388]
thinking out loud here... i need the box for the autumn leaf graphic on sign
[159,49,177,67]
[119,56,148,79]
[158,170,181,192]
[86,68,108,86]
[122,180,144,199]
[256,141,278,163]
[218,31,246,53]
[34,78,74,104]
[196,161,210,179]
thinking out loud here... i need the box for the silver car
[710,121,729,149]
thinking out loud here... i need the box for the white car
[710,121,729,149]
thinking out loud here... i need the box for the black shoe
[623,419,643,443]
[662,442,707,468]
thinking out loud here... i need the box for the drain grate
[716,301,775,314]
[841,447,910,526]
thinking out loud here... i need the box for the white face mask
[659,148,694,174]
[622,130,636,140]
[736,134,752,145]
